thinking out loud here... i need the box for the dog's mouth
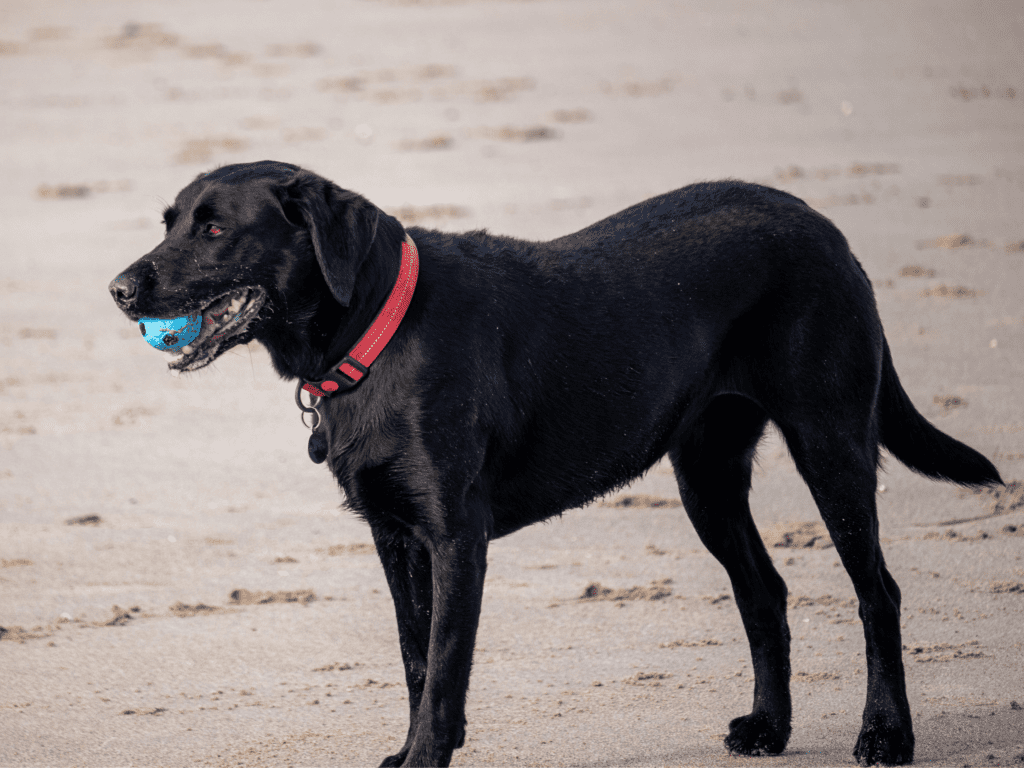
[164,286,266,372]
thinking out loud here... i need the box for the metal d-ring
[295,380,322,431]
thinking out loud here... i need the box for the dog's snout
[109,274,139,308]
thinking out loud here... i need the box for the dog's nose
[109,274,139,308]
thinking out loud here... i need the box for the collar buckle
[316,355,369,394]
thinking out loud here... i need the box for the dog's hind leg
[776,414,914,766]
[669,394,793,756]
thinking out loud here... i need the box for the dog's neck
[259,216,410,384]
[302,233,419,398]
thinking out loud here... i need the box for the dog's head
[109,161,389,375]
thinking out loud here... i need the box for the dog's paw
[378,722,463,767]
[853,716,914,766]
[724,711,790,756]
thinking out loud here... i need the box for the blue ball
[138,314,202,352]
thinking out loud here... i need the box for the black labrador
[110,161,1001,767]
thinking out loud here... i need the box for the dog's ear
[275,171,380,306]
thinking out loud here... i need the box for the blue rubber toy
[138,314,202,352]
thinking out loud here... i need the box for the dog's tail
[878,339,1002,487]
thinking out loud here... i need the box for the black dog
[110,161,1001,767]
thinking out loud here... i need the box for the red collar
[301,234,419,398]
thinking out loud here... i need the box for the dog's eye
[206,224,223,236]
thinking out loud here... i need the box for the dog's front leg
[397,523,488,768]
[372,529,436,767]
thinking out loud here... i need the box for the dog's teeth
[169,368,181,378]
[228,298,243,313]
[182,345,193,355]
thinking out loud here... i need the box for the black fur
[110,162,1002,767]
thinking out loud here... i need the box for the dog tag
[308,431,328,464]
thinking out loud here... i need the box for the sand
[2,1,1023,765]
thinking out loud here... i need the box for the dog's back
[405,181,881,529]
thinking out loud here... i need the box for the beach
[1,1,1023,765]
